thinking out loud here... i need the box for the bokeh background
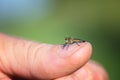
[0,0,120,80]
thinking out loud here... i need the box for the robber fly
[63,37,85,48]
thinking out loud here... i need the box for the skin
[0,33,108,80]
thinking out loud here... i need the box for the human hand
[0,33,108,80]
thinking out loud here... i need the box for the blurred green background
[0,0,120,80]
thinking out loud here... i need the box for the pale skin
[0,33,108,80]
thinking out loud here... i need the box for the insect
[63,37,85,48]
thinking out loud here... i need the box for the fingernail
[58,42,87,58]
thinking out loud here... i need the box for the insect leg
[75,40,85,46]
[62,43,70,49]
[75,42,80,46]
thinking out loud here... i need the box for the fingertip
[69,42,92,68]
[58,61,109,80]
[88,61,109,80]
[57,42,92,66]
[35,42,93,79]
[58,42,92,57]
